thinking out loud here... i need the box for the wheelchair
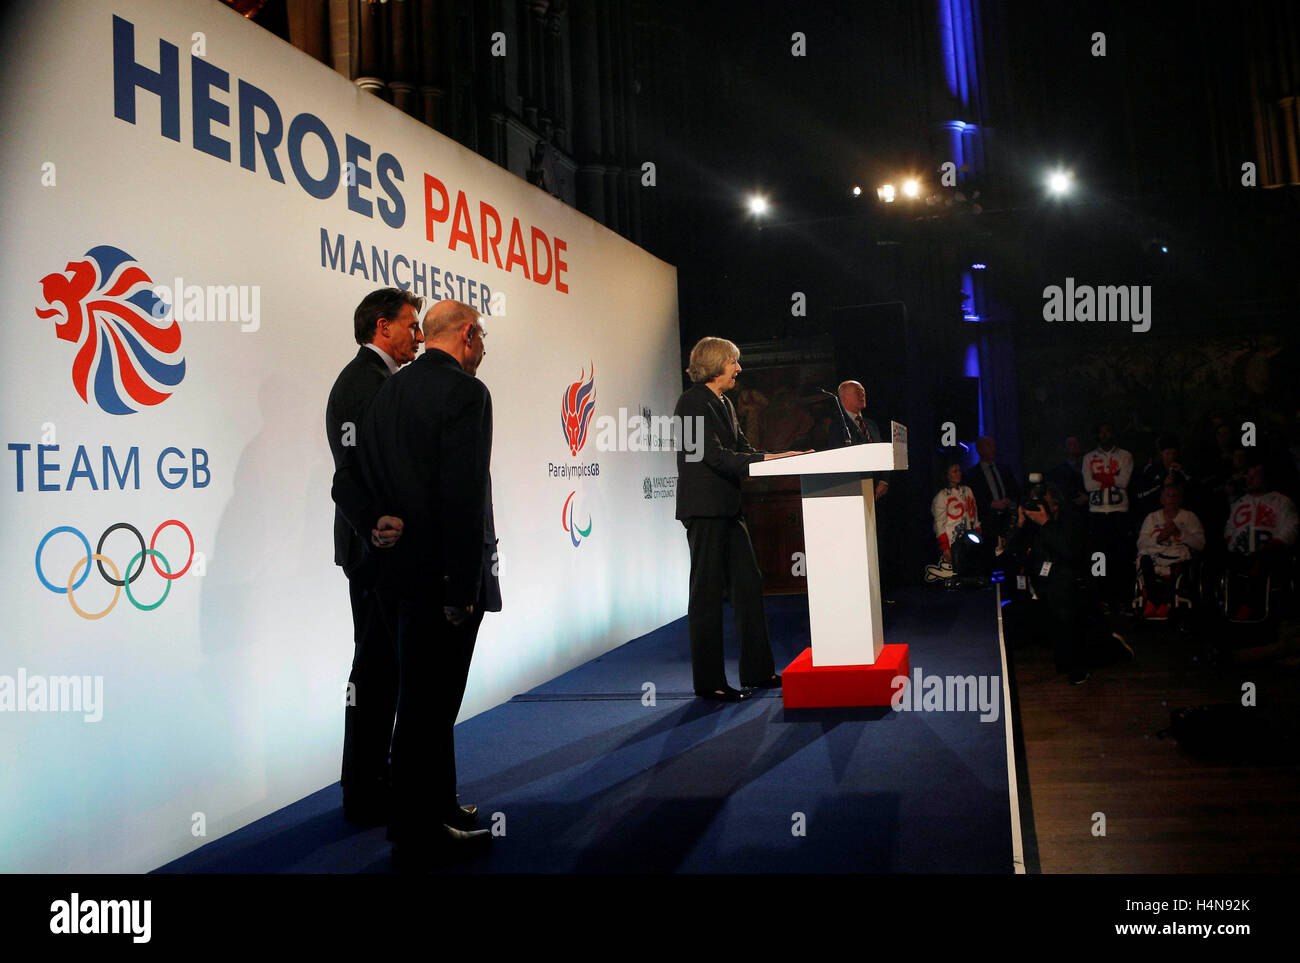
[1131,555,1199,622]
[1199,548,1297,624]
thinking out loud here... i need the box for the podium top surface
[748,441,909,478]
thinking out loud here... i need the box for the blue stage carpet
[156,588,1013,873]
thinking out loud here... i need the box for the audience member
[968,436,1021,545]
[1133,434,1194,520]
[1047,435,1089,514]
[1222,459,1298,620]
[926,460,981,582]
[1135,482,1205,619]
[1083,422,1134,605]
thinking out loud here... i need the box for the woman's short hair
[686,337,740,383]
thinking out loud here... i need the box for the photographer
[1007,479,1094,684]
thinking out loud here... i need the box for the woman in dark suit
[673,337,802,701]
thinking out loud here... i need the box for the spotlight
[851,185,862,196]
[877,184,896,203]
[902,179,920,198]
[748,195,768,215]
[1046,169,1073,196]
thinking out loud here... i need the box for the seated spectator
[1225,460,1297,557]
[1135,482,1205,619]
[926,461,981,582]
[1133,434,1194,520]
[1222,459,1298,620]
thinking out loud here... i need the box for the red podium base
[780,644,910,708]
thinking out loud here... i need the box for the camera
[1021,472,1047,513]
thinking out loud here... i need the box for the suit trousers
[684,516,775,691]
[341,576,399,803]
[388,597,483,844]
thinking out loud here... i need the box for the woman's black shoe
[744,675,782,689]
[695,686,752,702]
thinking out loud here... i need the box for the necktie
[990,465,1005,501]
[856,414,869,441]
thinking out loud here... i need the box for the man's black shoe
[445,804,479,831]
[391,825,492,872]
[744,675,782,689]
[695,686,752,702]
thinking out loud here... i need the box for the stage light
[971,262,986,270]
[1046,169,1073,196]
[966,532,982,545]
[748,195,768,215]
[877,184,896,203]
[902,179,920,198]
[852,185,862,196]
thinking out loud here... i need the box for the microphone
[820,388,854,447]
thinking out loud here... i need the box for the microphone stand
[820,388,854,447]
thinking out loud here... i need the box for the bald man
[332,299,498,868]
[834,380,888,501]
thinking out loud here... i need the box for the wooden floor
[1008,607,1300,873]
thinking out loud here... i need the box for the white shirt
[1083,445,1134,513]
[931,485,980,551]
[1136,508,1205,574]
[364,343,400,375]
[1224,491,1299,555]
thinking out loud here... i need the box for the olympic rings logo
[35,521,195,620]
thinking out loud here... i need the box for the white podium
[749,425,911,706]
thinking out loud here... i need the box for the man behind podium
[332,300,498,867]
[833,379,889,502]
[674,337,802,701]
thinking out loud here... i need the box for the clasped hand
[371,515,403,548]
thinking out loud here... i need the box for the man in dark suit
[675,337,803,701]
[325,287,423,825]
[833,379,889,502]
[968,436,1022,543]
[332,299,497,866]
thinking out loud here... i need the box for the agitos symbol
[561,364,595,455]
[35,521,195,619]
[562,491,592,548]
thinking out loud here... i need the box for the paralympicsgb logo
[35,521,196,619]
[561,365,596,456]
[36,245,186,415]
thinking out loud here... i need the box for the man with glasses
[332,299,498,868]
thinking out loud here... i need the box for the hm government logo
[562,490,592,548]
[37,246,186,415]
[561,365,596,455]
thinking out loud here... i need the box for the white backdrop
[0,0,686,872]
